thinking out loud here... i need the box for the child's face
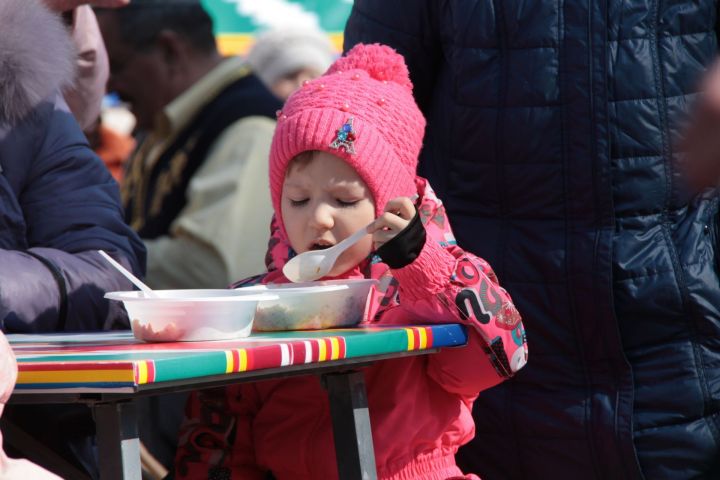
[281,151,376,278]
[271,67,324,100]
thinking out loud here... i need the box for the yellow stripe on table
[330,337,340,360]
[405,328,416,350]
[405,327,428,351]
[418,327,428,349]
[19,369,135,384]
[225,349,248,373]
[318,339,327,361]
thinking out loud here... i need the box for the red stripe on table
[146,360,156,382]
[18,362,135,371]
[338,337,346,358]
[425,326,434,348]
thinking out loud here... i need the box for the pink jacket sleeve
[371,180,528,397]
[174,385,267,480]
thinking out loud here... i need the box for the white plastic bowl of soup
[105,289,278,342]
[235,279,378,331]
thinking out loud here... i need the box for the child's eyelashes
[287,198,361,208]
[336,199,361,207]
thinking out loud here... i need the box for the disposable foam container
[105,289,277,342]
[236,279,378,331]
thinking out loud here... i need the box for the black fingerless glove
[375,211,426,269]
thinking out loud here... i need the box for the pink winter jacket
[174,178,528,480]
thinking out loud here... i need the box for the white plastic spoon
[98,250,157,297]
[283,223,372,283]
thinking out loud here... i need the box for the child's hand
[367,197,417,250]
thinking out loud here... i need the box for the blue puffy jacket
[0,0,145,335]
[0,94,146,333]
[0,3,146,477]
[346,1,720,478]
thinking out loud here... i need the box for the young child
[174,43,528,480]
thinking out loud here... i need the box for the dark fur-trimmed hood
[0,0,75,125]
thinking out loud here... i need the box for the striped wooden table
[8,325,467,480]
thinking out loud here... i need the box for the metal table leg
[322,371,378,480]
[94,401,142,480]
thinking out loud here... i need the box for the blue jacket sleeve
[0,95,146,333]
[344,0,441,112]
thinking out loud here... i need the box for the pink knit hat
[269,43,426,231]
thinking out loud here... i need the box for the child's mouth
[310,242,332,251]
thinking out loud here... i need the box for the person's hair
[286,151,318,176]
[95,2,216,53]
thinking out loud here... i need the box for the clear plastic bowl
[105,289,277,342]
[236,278,378,331]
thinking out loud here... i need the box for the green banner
[202,0,352,34]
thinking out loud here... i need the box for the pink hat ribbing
[269,43,426,228]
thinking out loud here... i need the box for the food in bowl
[130,319,185,342]
[105,289,277,342]
[236,279,378,331]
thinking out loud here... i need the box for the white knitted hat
[246,27,335,86]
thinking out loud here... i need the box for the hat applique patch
[329,117,356,154]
